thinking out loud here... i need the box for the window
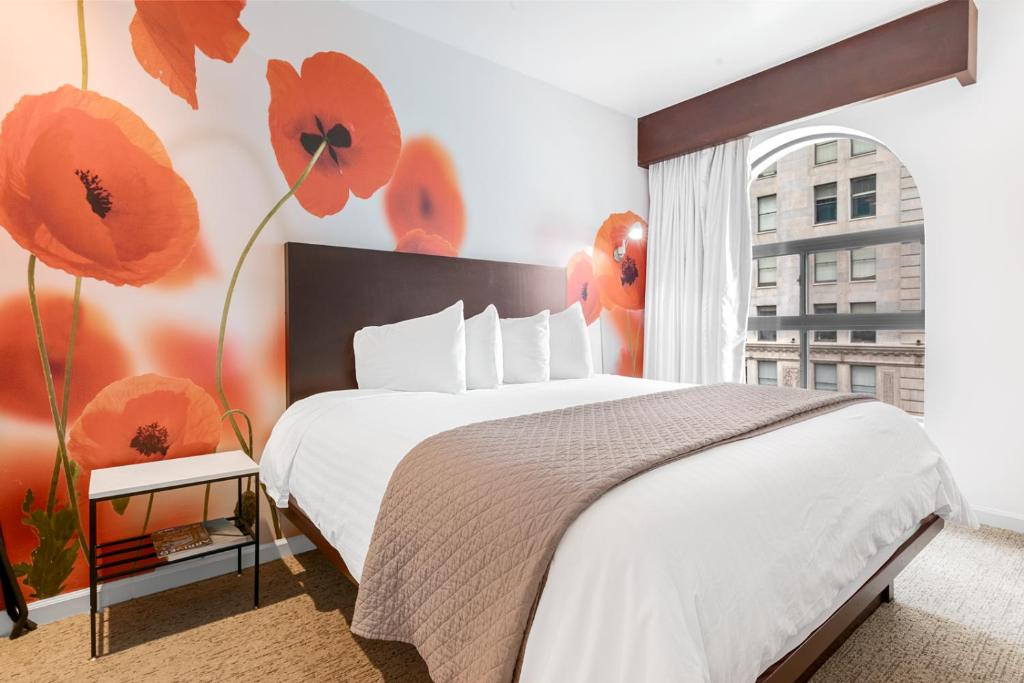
[757,257,777,286]
[757,195,777,232]
[757,361,778,386]
[850,175,877,219]
[814,251,837,283]
[814,182,837,224]
[814,140,837,165]
[851,365,877,395]
[814,363,838,391]
[757,305,777,342]
[850,302,876,343]
[851,139,877,157]
[758,162,777,178]
[851,247,876,281]
[813,303,837,342]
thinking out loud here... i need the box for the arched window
[746,132,925,417]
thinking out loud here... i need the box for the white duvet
[261,375,974,682]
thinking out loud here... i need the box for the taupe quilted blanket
[351,383,871,683]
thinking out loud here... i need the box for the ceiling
[352,0,936,118]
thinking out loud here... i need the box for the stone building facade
[744,138,925,416]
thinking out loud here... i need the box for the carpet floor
[2,524,1022,682]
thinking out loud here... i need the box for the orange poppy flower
[68,374,221,471]
[593,211,648,311]
[267,52,401,217]
[154,238,216,289]
[0,291,130,424]
[0,86,200,286]
[146,324,254,446]
[608,306,644,378]
[130,0,249,109]
[395,229,458,257]
[566,251,601,325]
[385,137,465,253]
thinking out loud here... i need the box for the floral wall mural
[0,0,647,606]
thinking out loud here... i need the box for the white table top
[88,451,259,500]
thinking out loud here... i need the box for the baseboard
[0,533,315,638]
[973,506,1024,534]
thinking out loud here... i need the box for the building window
[814,363,838,391]
[758,162,777,178]
[757,305,777,342]
[757,360,778,386]
[814,140,838,165]
[851,139,877,157]
[851,365,877,395]
[757,257,777,286]
[757,194,777,232]
[814,251,837,283]
[850,174,877,219]
[814,182,837,224]
[850,301,876,343]
[813,303,837,342]
[851,247,877,281]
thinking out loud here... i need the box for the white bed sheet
[260,375,974,682]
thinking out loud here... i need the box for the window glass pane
[814,252,837,283]
[757,257,777,286]
[851,365,876,395]
[814,141,837,165]
[757,194,777,232]
[851,174,877,218]
[851,247,876,280]
[756,305,776,342]
[814,363,837,391]
[758,162,777,178]
[758,361,778,386]
[812,303,837,342]
[851,139,877,156]
[850,301,876,343]
[814,182,837,224]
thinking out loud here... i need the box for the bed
[265,242,973,683]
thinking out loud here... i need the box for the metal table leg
[89,499,97,659]
[253,475,260,608]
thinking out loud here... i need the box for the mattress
[261,375,974,682]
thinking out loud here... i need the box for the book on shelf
[151,522,212,558]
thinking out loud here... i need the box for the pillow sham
[465,304,503,389]
[548,302,594,380]
[354,300,466,393]
[500,310,550,384]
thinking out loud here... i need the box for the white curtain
[643,138,751,384]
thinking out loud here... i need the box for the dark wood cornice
[637,0,977,167]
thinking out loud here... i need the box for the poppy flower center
[620,255,639,287]
[300,115,351,166]
[130,422,170,457]
[75,169,113,218]
[580,282,589,302]
[418,186,433,218]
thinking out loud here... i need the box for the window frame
[757,360,778,386]
[814,140,838,165]
[850,174,877,219]
[813,251,838,284]
[756,305,777,342]
[757,256,778,287]
[850,247,877,281]
[747,224,924,388]
[850,139,877,157]
[814,363,838,391]
[849,301,877,343]
[850,364,877,395]
[757,194,777,233]
[812,303,837,342]
[757,162,777,179]
[813,182,838,225]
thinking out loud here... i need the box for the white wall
[752,0,1024,528]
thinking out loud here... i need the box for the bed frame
[282,241,943,683]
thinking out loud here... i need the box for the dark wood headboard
[284,243,567,405]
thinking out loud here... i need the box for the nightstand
[87,451,260,659]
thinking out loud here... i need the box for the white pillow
[465,305,503,389]
[354,301,466,393]
[549,302,594,380]
[500,311,550,383]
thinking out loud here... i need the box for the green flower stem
[28,256,87,557]
[141,493,155,534]
[77,0,88,91]
[45,277,82,515]
[215,138,327,540]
